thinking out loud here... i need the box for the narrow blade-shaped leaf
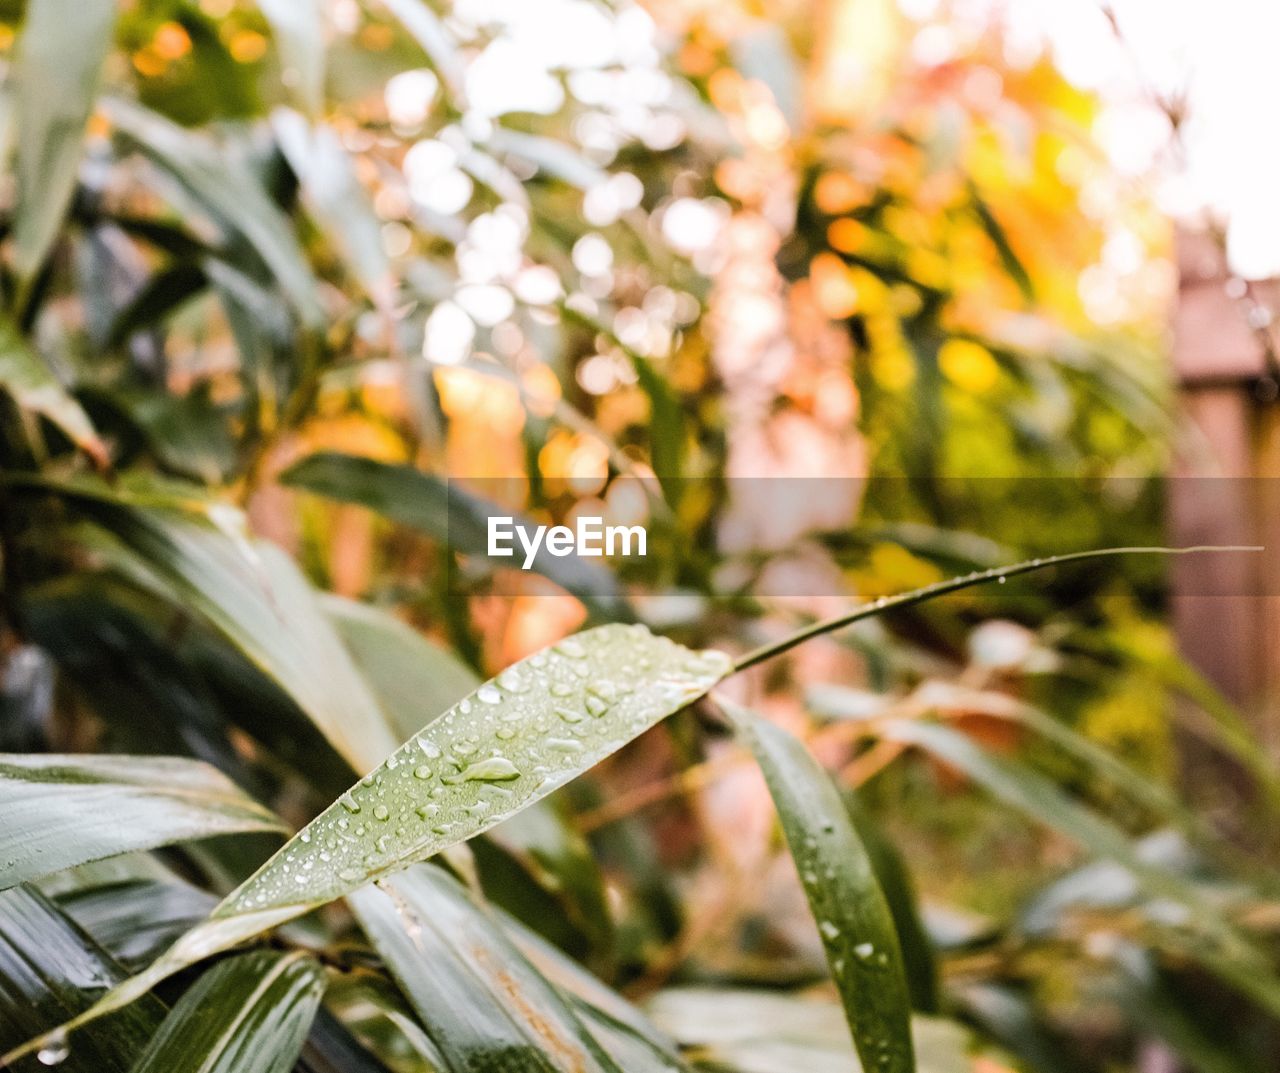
[881,719,1280,1015]
[3,625,730,1062]
[273,111,390,302]
[0,753,283,891]
[104,98,323,327]
[12,0,116,281]
[31,481,401,773]
[132,950,326,1073]
[721,699,915,1073]
[257,0,325,115]
[350,865,623,1073]
[0,885,163,1072]
[56,876,217,972]
[0,319,105,465]
[322,594,478,742]
[282,452,632,619]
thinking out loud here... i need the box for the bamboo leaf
[272,111,390,303]
[26,480,402,774]
[11,0,116,282]
[322,595,478,743]
[281,452,632,620]
[103,98,323,328]
[257,0,326,116]
[721,699,915,1073]
[0,318,105,465]
[0,754,284,892]
[880,719,1280,1016]
[56,875,217,973]
[350,865,625,1073]
[3,625,730,1063]
[132,950,326,1073]
[0,885,164,1073]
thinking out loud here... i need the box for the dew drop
[416,803,439,820]
[338,868,363,882]
[584,694,609,718]
[854,942,875,960]
[37,1031,68,1066]
[419,739,442,759]
[477,684,502,705]
[444,756,522,783]
[819,921,841,941]
[555,706,584,724]
[556,638,586,659]
[339,792,361,814]
[498,667,527,692]
[546,738,583,753]
[413,765,433,780]
[373,804,390,822]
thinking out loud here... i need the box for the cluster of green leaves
[0,1,1276,1073]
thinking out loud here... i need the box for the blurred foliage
[0,1,1275,1072]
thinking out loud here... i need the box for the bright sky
[908,0,1280,279]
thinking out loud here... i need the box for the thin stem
[731,545,1262,673]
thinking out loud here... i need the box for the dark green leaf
[282,452,632,620]
[132,950,326,1073]
[722,699,915,1073]
[349,864,624,1073]
[104,98,323,327]
[0,318,105,465]
[0,885,163,1073]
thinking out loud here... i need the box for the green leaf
[350,865,624,1073]
[0,885,164,1073]
[257,0,326,116]
[842,792,938,1013]
[0,753,284,892]
[11,0,116,282]
[220,623,726,915]
[647,989,972,1073]
[322,594,479,743]
[103,98,323,328]
[721,699,916,1073]
[56,876,217,973]
[281,452,632,620]
[272,111,391,303]
[0,318,105,465]
[4,625,730,1062]
[132,950,326,1073]
[104,262,209,349]
[880,719,1280,1015]
[34,482,401,773]
[324,597,614,953]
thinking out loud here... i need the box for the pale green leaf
[12,0,116,281]
[3,625,730,1063]
[0,753,284,892]
[257,0,326,115]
